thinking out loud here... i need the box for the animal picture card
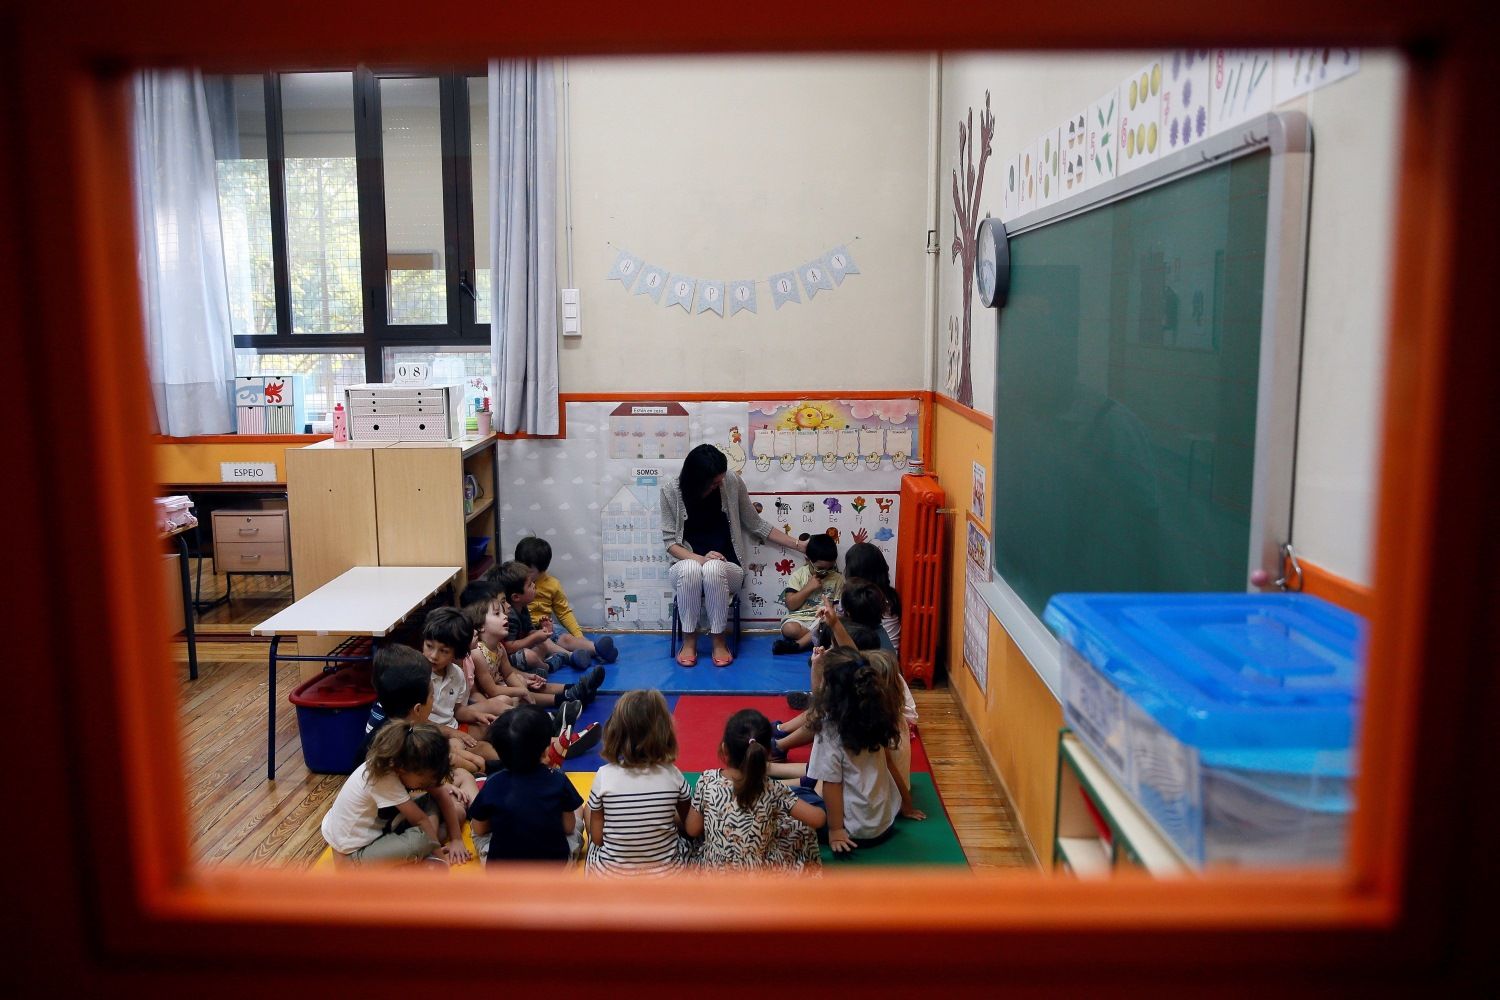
[1036,125,1062,207]
[740,491,900,621]
[1062,109,1088,196]
[1162,49,1212,154]
[1209,48,1275,136]
[1085,87,1119,189]
[1273,47,1360,103]
[1018,144,1037,215]
[1118,57,1165,174]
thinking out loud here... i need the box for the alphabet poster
[740,491,900,622]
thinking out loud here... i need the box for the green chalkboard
[992,151,1271,619]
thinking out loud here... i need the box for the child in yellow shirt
[515,536,618,664]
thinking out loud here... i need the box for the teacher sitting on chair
[661,443,806,667]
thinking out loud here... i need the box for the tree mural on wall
[949,91,995,408]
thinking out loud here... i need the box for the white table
[252,565,460,780]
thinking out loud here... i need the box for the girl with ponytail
[685,708,825,872]
[806,649,926,854]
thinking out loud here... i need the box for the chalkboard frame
[980,111,1313,698]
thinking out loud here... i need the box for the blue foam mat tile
[592,632,813,695]
[558,693,678,772]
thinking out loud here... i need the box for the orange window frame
[10,2,1495,989]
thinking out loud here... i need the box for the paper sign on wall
[220,462,277,483]
[964,576,990,693]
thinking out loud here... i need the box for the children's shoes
[771,638,801,656]
[594,635,619,663]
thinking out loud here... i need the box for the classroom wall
[559,56,933,393]
[935,51,1405,587]
[932,400,1062,860]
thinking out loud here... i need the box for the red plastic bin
[288,665,376,774]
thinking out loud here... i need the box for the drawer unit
[344,383,462,441]
[212,510,290,575]
[215,541,291,574]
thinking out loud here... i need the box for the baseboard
[945,682,1044,869]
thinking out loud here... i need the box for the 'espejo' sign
[220,462,277,483]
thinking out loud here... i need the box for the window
[207,68,490,405]
[382,345,492,415]
[234,349,366,424]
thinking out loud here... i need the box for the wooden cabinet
[287,435,497,603]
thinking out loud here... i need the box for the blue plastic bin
[288,665,377,774]
[1043,593,1365,867]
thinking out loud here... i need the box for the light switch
[563,303,579,320]
[561,287,580,305]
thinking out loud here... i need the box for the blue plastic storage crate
[289,665,377,775]
[1043,593,1365,868]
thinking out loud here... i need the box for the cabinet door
[373,447,465,571]
[286,447,378,599]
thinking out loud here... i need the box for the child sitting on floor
[468,705,586,865]
[461,577,603,715]
[421,606,509,774]
[515,536,618,664]
[488,560,593,677]
[585,689,692,878]
[844,542,902,654]
[772,532,842,655]
[320,720,471,866]
[806,648,925,855]
[685,708,824,873]
[359,644,477,803]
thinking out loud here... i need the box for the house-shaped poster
[608,402,691,459]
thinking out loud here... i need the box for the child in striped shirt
[585,689,691,877]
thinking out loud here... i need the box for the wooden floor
[173,568,1037,871]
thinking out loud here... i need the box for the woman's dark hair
[721,708,773,810]
[514,535,552,573]
[809,649,900,755]
[679,443,728,500]
[845,542,901,616]
[487,705,552,774]
[803,532,837,565]
[840,579,889,630]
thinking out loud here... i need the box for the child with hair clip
[468,705,586,865]
[684,708,825,872]
[320,720,472,865]
[806,649,925,854]
[459,579,601,721]
[844,541,902,654]
[585,689,692,878]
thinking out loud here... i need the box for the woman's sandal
[711,651,734,668]
[676,648,699,667]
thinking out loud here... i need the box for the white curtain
[132,71,236,436]
[489,60,560,435]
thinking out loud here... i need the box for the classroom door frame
[8,3,1495,992]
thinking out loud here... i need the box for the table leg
[267,634,280,781]
[176,533,198,680]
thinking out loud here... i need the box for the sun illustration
[773,401,845,431]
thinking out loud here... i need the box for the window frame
[226,66,490,384]
[13,3,1497,989]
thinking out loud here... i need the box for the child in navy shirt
[468,705,585,864]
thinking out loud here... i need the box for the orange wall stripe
[934,390,994,431]
[1293,558,1375,619]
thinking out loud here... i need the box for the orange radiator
[895,474,944,688]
